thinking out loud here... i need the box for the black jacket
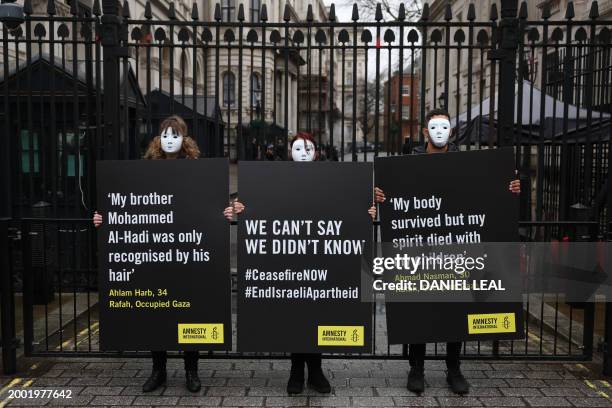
[412,142,458,154]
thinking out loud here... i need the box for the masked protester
[93,115,236,394]
[374,109,521,396]
[230,132,376,395]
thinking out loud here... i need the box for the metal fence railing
[1,1,611,231]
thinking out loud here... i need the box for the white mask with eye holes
[427,118,451,148]
[160,127,183,154]
[291,139,316,162]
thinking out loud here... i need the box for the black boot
[406,366,425,394]
[446,368,470,395]
[287,356,305,394]
[185,370,201,393]
[142,370,166,393]
[306,355,331,394]
[307,369,331,394]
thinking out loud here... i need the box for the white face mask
[160,127,183,154]
[427,118,451,148]
[291,139,316,162]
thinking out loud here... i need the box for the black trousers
[408,342,461,370]
[151,351,198,371]
[290,353,322,371]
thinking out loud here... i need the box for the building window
[222,0,235,22]
[345,96,353,114]
[21,130,39,174]
[346,72,353,85]
[251,72,262,107]
[223,71,236,106]
[58,132,84,177]
[250,0,260,22]
[402,106,410,120]
[275,72,282,122]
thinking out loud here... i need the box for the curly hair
[144,115,201,160]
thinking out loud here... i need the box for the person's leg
[143,351,167,393]
[183,351,199,371]
[151,351,167,370]
[445,342,461,370]
[407,344,426,393]
[287,353,306,394]
[445,342,469,395]
[184,351,201,393]
[305,353,330,393]
[408,344,426,368]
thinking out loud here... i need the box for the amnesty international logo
[178,323,224,344]
[467,313,516,334]
[317,326,364,346]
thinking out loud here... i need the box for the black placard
[375,149,524,344]
[96,159,231,350]
[237,162,373,353]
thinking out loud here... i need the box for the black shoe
[287,367,304,395]
[446,368,470,395]
[142,370,166,393]
[307,369,331,394]
[185,370,201,393]
[407,366,425,393]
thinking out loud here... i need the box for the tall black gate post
[491,0,519,358]
[1,19,12,217]
[1,218,17,374]
[496,0,519,148]
[100,0,123,159]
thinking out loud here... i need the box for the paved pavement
[1,358,611,407]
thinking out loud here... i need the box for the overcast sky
[332,1,353,21]
[326,1,384,81]
[323,1,409,81]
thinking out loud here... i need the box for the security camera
[0,1,25,30]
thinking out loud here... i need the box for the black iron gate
[1,0,611,374]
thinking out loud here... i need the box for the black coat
[412,142,458,154]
